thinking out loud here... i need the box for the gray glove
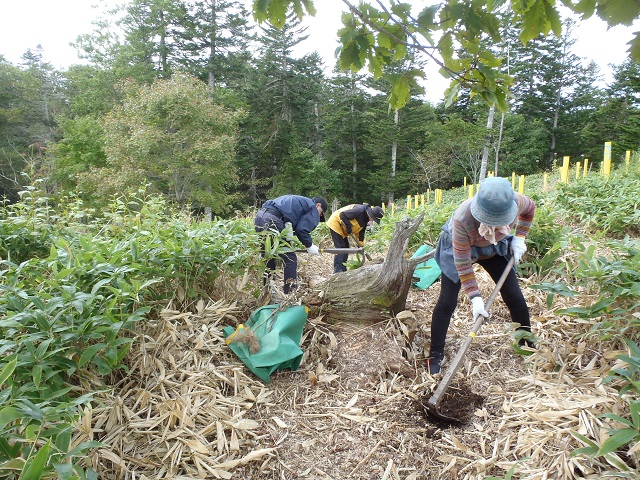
[283,222,294,241]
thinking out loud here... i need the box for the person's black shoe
[426,352,444,374]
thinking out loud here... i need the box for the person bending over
[426,177,536,374]
[254,195,328,294]
[326,203,383,273]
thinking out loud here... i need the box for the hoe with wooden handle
[426,256,515,422]
[348,233,373,263]
[339,220,372,265]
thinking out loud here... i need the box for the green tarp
[223,304,308,383]
[411,244,442,290]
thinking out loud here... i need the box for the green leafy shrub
[0,190,264,479]
[370,202,456,253]
[571,339,640,473]
[0,187,58,264]
[520,202,568,275]
[535,234,640,471]
[552,173,640,235]
[548,237,640,340]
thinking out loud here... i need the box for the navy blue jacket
[262,195,321,248]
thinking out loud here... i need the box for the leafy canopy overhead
[252,0,640,110]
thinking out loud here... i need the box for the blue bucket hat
[470,177,518,226]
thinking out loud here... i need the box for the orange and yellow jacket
[326,204,371,246]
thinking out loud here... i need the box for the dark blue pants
[254,210,297,293]
[330,229,349,273]
[430,254,531,356]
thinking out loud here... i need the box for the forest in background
[0,0,639,214]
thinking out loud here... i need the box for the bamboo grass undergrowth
[0,161,639,478]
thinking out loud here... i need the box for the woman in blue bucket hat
[426,177,537,374]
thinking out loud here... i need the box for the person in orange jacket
[326,203,384,273]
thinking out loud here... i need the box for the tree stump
[306,213,435,324]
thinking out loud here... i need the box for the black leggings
[430,255,531,356]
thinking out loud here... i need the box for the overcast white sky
[1,0,637,103]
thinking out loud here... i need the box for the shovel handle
[426,256,515,411]
[321,247,364,255]
[296,247,364,254]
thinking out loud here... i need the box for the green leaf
[21,440,51,480]
[495,87,508,112]
[64,441,105,458]
[623,338,640,357]
[558,296,615,317]
[55,428,72,452]
[439,32,454,61]
[572,445,599,456]
[32,364,43,388]
[32,312,51,331]
[571,0,596,17]
[54,268,75,280]
[597,0,640,26]
[339,42,364,71]
[0,436,22,458]
[53,462,74,480]
[629,32,640,62]
[0,357,17,386]
[0,406,23,428]
[631,401,640,428]
[268,0,288,29]
[443,82,460,107]
[0,318,23,329]
[388,77,411,109]
[597,428,639,456]
[369,55,383,79]
[600,412,634,427]
[519,1,549,44]
[253,0,271,23]
[417,5,437,30]
[78,343,106,368]
[393,42,407,61]
[377,31,391,49]
[544,2,562,37]
[570,431,599,457]
[0,458,27,473]
[90,278,113,296]
[17,399,45,422]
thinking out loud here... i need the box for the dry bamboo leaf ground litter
[75,254,638,479]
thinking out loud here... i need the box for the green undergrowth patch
[0,188,265,479]
[1,161,640,478]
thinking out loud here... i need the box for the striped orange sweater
[452,193,536,298]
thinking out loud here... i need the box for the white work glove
[306,244,320,255]
[471,297,489,319]
[511,236,527,264]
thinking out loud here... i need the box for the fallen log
[307,213,434,324]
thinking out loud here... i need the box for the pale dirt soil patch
[76,247,637,479]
